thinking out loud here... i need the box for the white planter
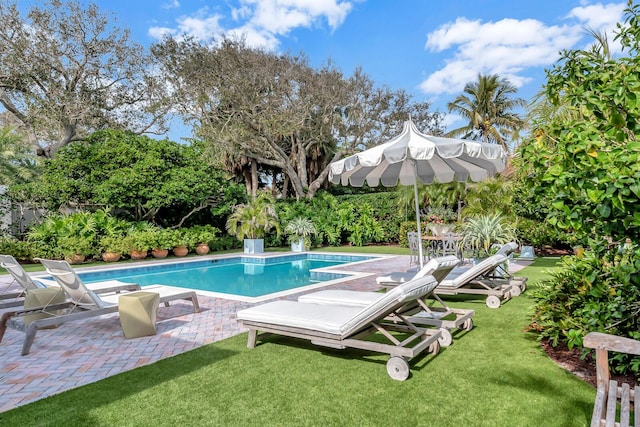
[244,238,264,254]
[290,238,305,252]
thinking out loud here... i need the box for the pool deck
[0,253,532,413]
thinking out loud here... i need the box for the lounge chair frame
[0,258,200,355]
[583,332,640,427]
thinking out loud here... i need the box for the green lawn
[0,255,596,426]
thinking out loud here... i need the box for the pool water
[72,254,374,298]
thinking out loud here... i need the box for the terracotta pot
[65,254,86,265]
[173,245,189,257]
[195,243,210,255]
[151,248,169,258]
[102,252,121,263]
[130,250,148,260]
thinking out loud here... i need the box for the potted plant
[57,235,93,264]
[461,213,516,262]
[99,234,128,262]
[284,217,316,252]
[150,228,174,259]
[123,229,153,260]
[187,225,219,255]
[170,228,189,257]
[226,193,280,254]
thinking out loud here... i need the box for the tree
[152,37,443,200]
[447,74,526,152]
[513,2,640,245]
[12,130,243,228]
[0,0,169,158]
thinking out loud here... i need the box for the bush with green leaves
[530,242,640,375]
[0,236,33,261]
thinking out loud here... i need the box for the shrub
[0,236,33,261]
[530,242,640,375]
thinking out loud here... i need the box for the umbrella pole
[413,175,424,268]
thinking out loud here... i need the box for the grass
[0,254,596,426]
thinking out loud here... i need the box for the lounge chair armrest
[584,332,640,356]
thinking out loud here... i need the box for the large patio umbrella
[329,119,507,267]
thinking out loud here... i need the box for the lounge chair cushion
[299,290,380,307]
[238,275,438,338]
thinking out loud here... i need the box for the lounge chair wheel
[510,286,521,297]
[429,340,440,355]
[461,318,474,331]
[438,328,453,346]
[386,357,410,381]
[485,295,501,308]
[521,282,527,293]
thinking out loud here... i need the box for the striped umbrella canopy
[329,119,507,267]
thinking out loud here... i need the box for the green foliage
[461,213,516,257]
[462,177,514,218]
[183,225,220,249]
[514,3,640,245]
[226,192,280,241]
[531,243,640,375]
[17,130,240,227]
[284,217,316,246]
[0,235,33,261]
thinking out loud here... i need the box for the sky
[18,0,631,141]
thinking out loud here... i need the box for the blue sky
[19,0,630,141]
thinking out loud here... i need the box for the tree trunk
[250,158,258,199]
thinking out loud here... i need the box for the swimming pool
[44,253,380,302]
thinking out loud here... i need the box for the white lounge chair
[0,254,140,309]
[0,258,200,355]
[237,275,443,381]
[436,254,518,308]
[299,255,474,346]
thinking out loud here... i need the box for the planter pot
[290,239,305,252]
[244,238,264,254]
[130,250,147,260]
[65,254,85,265]
[101,252,121,263]
[173,245,189,257]
[195,243,210,255]
[151,248,169,259]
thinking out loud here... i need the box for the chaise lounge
[0,254,140,309]
[298,255,475,346]
[434,253,518,308]
[0,258,200,355]
[237,275,443,381]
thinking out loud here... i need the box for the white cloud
[162,0,180,10]
[567,2,626,53]
[419,2,627,96]
[149,0,352,50]
[420,17,581,95]
[567,2,625,32]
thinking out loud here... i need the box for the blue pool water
[69,254,374,298]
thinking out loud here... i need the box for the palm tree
[225,192,281,241]
[446,74,526,152]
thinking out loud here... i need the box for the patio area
[0,252,442,413]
